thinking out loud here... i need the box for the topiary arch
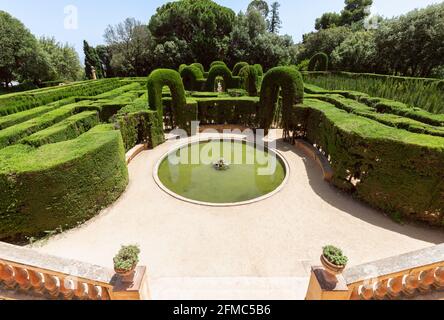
[308,52,329,71]
[239,65,259,96]
[180,65,205,91]
[232,62,249,76]
[210,61,227,68]
[206,64,233,91]
[259,66,304,138]
[147,69,188,131]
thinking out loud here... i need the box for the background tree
[247,0,269,18]
[83,40,103,79]
[104,18,154,76]
[341,0,373,26]
[39,37,83,81]
[331,31,376,72]
[268,2,282,34]
[315,12,342,30]
[95,45,114,78]
[298,26,352,62]
[148,0,235,68]
[0,11,50,86]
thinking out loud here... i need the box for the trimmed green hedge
[239,65,259,97]
[0,102,93,149]
[210,61,227,68]
[308,53,328,71]
[310,94,444,137]
[294,98,444,226]
[196,97,259,127]
[303,71,444,114]
[115,94,165,151]
[0,97,77,130]
[254,64,264,77]
[232,62,249,76]
[180,65,205,91]
[21,111,100,147]
[147,69,190,132]
[259,66,304,133]
[0,125,128,241]
[206,64,242,91]
[0,79,124,116]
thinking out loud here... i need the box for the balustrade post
[109,266,150,300]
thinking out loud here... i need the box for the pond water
[156,139,287,205]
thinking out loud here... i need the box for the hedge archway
[232,62,249,76]
[180,65,204,91]
[206,64,233,91]
[259,66,304,136]
[147,69,188,130]
[308,52,329,71]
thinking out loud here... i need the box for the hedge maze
[0,60,443,241]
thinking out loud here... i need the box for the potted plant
[321,245,348,275]
[113,245,140,277]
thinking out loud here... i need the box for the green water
[157,140,286,204]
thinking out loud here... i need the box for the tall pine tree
[268,2,282,34]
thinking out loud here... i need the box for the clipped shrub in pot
[321,245,348,275]
[113,245,141,276]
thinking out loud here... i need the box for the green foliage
[323,245,348,266]
[0,11,53,86]
[308,53,329,71]
[114,245,140,272]
[295,98,444,226]
[83,40,103,79]
[104,18,154,77]
[210,61,227,68]
[206,64,238,91]
[303,71,444,114]
[331,31,376,72]
[180,66,205,91]
[149,0,236,67]
[190,63,205,74]
[147,69,190,132]
[39,37,83,82]
[115,94,165,151]
[239,65,259,96]
[0,79,123,116]
[259,66,304,132]
[253,64,264,76]
[21,111,100,147]
[315,12,342,30]
[232,62,249,76]
[0,125,128,241]
[298,26,353,62]
[268,2,282,34]
[197,96,259,127]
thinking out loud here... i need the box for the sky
[0,0,442,62]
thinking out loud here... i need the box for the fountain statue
[213,158,230,171]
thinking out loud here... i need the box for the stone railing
[0,242,149,300]
[306,244,444,300]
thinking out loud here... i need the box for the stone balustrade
[0,242,149,300]
[344,244,444,300]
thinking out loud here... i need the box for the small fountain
[213,158,230,171]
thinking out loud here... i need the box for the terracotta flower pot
[114,264,136,278]
[321,255,346,276]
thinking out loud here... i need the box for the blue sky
[0,0,441,61]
